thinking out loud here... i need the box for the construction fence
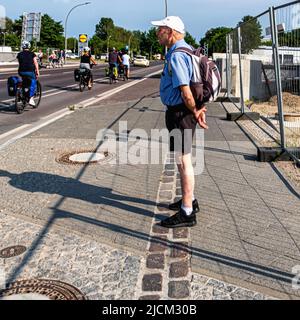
[223,0,300,162]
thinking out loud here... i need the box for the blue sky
[0,0,293,41]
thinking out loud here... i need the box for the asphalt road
[0,61,163,136]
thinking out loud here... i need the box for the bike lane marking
[0,67,162,151]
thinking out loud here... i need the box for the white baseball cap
[151,16,185,34]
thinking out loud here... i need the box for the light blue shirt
[160,39,193,107]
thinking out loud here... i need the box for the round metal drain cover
[0,245,26,258]
[0,279,86,300]
[69,152,105,163]
[56,149,115,165]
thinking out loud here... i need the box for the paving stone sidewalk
[0,96,298,300]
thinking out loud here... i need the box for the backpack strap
[173,47,194,56]
[167,46,194,76]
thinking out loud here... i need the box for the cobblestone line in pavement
[138,152,192,300]
[136,149,277,300]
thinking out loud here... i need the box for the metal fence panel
[275,2,300,158]
[225,1,300,161]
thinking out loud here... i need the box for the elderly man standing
[151,16,208,228]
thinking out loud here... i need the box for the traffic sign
[79,34,88,43]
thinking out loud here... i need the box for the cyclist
[80,47,96,89]
[121,49,131,79]
[17,40,40,106]
[117,49,123,76]
[108,47,120,81]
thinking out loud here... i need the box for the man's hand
[193,107,208,129]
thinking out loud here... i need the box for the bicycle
[118,65,128,81]
[15,77,42,114]
[109,65,118,84]
[79,67,93,92]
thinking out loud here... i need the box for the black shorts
[165,104,197,154]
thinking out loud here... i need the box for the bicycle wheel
[32,81,42,108]
[79,76,85,92]
[15,91,25,114]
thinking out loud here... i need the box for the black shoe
[169,199,199,213]
[160,209,197,228]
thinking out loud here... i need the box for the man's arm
[180,85,208,129]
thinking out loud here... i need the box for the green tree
[238,15,262,54]
[38,14,64,49]
[0,17,22,48]
[200,27,232,55]
[67,37,78,53]
[185,31,198,48]
[89,35,106,55]
[12,16,23,38]
[3,33,20,48]
[143,27,163,57]
[278,28,300,47]
[95,17,114,41]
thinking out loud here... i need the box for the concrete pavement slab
[0,94,297,300]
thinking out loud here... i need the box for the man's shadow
[0,169,164,219]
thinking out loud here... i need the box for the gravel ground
[276,161,300,190]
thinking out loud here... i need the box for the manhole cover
[0,279,87,300]
[0,245,26,258]
[69,152,105,163]
[56,149,115,165]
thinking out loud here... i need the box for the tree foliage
[185,32,198,48]
[278,28,300,47]
[38,14,64,49]
[199,27,232,56]
[238,15,263,54]
[1,14,202,57]
[95,17,114,40]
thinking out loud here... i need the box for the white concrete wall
[213,52,277,101]
[0,52,17,62]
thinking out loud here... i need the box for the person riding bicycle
[121,49,130,79]
[108,47,121,80]
[17,40,40,106]
[80,47,96,89]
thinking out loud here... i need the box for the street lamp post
[64,2,91,62]
[165,0,168,17]
[164,0,168,56]
[128,34,133,58]
[107,35,111,56]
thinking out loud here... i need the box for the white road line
[0,66,162,151]
[80,70,162,107]
[0,108,73,151]
[0,66,161,103]
[0,124,31,140]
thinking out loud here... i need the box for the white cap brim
[151,20,166,27]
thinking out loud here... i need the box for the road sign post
[78,33,88,55]
[21,12,42,49]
